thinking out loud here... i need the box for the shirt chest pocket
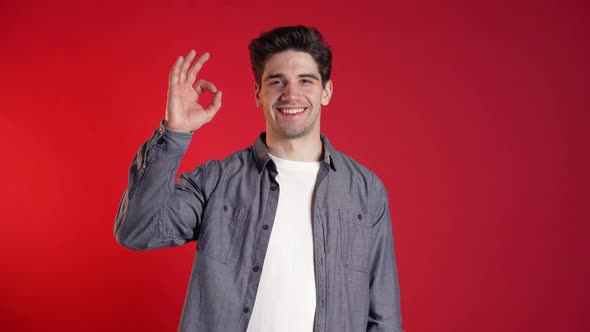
[198,196,249,264]
[339,209,373,272]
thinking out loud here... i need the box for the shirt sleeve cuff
[149,120,193,152]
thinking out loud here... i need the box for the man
[115,25,403,331]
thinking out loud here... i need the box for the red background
[1,0,588,331]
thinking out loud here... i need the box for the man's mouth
[276,107,307,115]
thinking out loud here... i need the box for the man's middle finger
[179,50,197,82]
[185,52,210,84]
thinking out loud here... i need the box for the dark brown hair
[248,25,332,88]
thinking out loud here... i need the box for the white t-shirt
[246,154,320,332]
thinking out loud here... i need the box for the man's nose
[280,83,299,101]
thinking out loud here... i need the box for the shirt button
[357,214,363,220]
[270,185,277,191]
[252,266,260,272]
[243,307,249,313]
[223,205,228,211]
[157,138,164,145]
[262,224,269,230]
[158,127,164,134]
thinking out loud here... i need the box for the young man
[115,26,403,332]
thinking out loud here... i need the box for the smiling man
[115,26,403,332]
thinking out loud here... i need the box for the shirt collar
[252,133,337,173]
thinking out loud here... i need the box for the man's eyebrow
[264,73,285,82]
[298,73,320,81]
[263,73,320,82]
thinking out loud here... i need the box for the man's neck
[265,132,323,162]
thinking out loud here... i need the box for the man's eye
[270,80,283,86]
[301,79,313,84]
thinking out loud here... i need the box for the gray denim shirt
[115,123,403,332]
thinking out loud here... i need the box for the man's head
[249,25,332,89]
[249,26,334,141]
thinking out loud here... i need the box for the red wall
[1,0,588,331]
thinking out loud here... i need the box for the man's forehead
[262,50,320,78]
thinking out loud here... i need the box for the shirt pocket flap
[198,196,249,264]
[339,209,372,272]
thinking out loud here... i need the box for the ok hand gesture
[164,50,222,133]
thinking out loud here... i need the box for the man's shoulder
[329,145,391,216]
[330,146,382,183]
[199,145,256,172]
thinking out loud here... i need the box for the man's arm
[114,125,203,250]
[367,178,404,331]
[114,50,222,250]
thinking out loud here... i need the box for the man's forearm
[114,123,197,250]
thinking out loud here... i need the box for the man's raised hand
[164,50,222,133]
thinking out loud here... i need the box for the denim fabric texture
[115,123,404,332]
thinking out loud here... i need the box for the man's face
[255,50,333,140]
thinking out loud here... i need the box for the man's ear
[321,80,333,106]
[254,82,261,108]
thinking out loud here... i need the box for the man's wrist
[163,120,194,134]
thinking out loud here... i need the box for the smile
[277,107,307,115]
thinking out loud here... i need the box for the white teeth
[279,108,305,114]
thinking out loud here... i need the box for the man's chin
[274,128,307,140]
[280,131,306,140]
